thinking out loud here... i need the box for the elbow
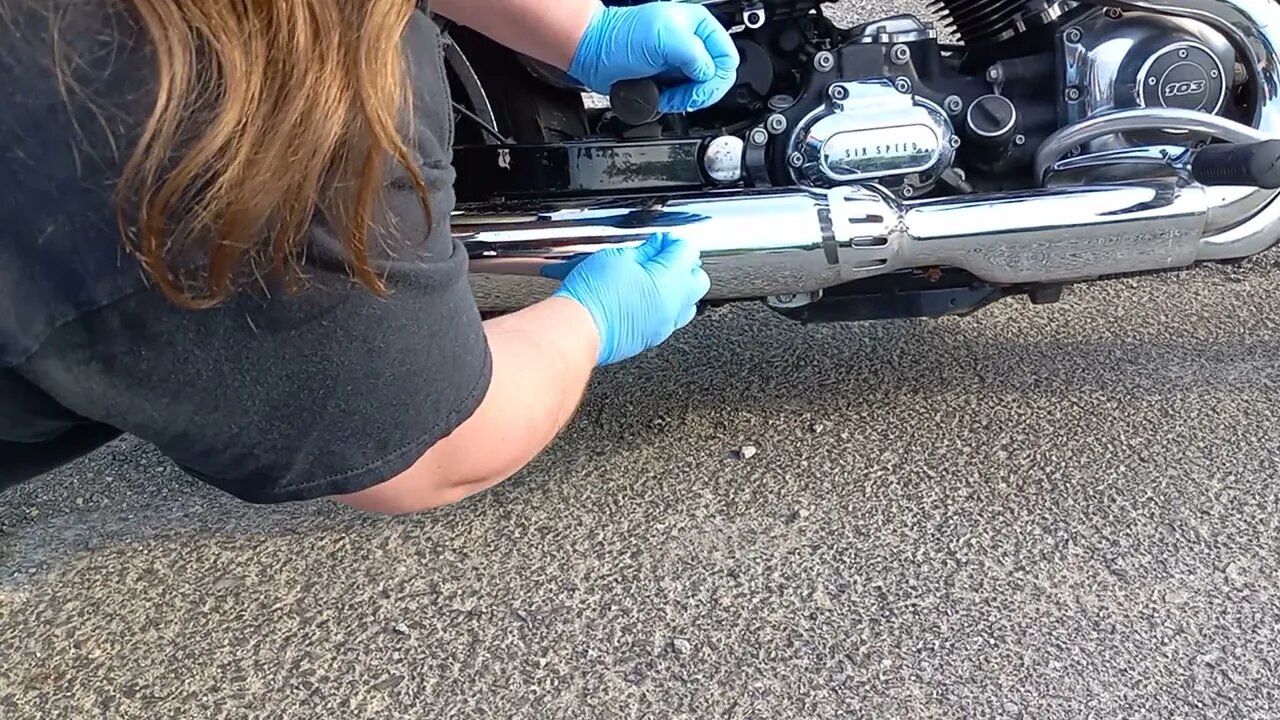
[333,462,520,515]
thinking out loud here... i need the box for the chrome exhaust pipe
[457,182,1209,312]
[457,0,1280,313]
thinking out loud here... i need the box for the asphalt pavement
[5,2,1280,718]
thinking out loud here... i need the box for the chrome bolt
[829,84,849,101]
[1105,7,1123,19]
[766,113,788,134]
[894,77,913,94]
[814,51,835,72]
[1065,27,1083,44]
[1065,86,1081,102]
[986,65,1002,84]
[900,184,916,198]
[1179,49,1189,59]
[1014,134,1026,146]
[788,152,805,168]
[949,135,962,148]
[748,127,769,146]
[1149,77,1158,86]
[944,95,963,115]
[1211,69,1220,79]
[891,44,911,65]
[1067,146,1081,157]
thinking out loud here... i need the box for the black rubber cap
[610,78,662,126]
[966,94,1017,143]
[1191,140,1280,189]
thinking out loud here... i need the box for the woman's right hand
[543,234,711,366]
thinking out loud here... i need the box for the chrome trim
[1034,106,1269,181]
[458,181,1208,311]
[1033,106,1274,234]
[1043,145,1195,186]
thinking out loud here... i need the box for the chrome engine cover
[789,79,958,196]
[1059,8,1237,150]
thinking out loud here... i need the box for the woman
[0,0,739,512]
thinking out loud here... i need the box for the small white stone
[737,445,758,460]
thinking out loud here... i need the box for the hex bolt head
[894,77,912,94]
[1065,27,1083,44]
[1014,134,1026,146]
[891,44,910,65]
[814,51,835,72]
[766,114,788,134]
[829,84,850,101]
[748,127,769,146]
[944,95,963,115]
[1065,86,1082,102]
[788,152,805,168]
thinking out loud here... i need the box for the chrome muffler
[456,0,1280,314]
[459,182,1209,311]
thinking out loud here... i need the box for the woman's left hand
[567,1,740,114]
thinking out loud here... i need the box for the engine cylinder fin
[926,0,1058,47]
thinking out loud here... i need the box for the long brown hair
[116,0,431,307]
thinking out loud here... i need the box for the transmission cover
[789,78,957,193]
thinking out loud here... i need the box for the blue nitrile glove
[543,234,712,366]
[567,1,740,114]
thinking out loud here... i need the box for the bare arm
[330,4,720,514]
[432,0,600,70]
[337,297,599,513]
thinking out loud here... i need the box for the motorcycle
[439,0,1280,325]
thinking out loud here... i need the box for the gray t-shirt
[0,2,493,503]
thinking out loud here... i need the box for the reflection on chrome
[458,0,1280,312]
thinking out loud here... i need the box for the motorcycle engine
[720,0,1243,196]
[739,12,997,197]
